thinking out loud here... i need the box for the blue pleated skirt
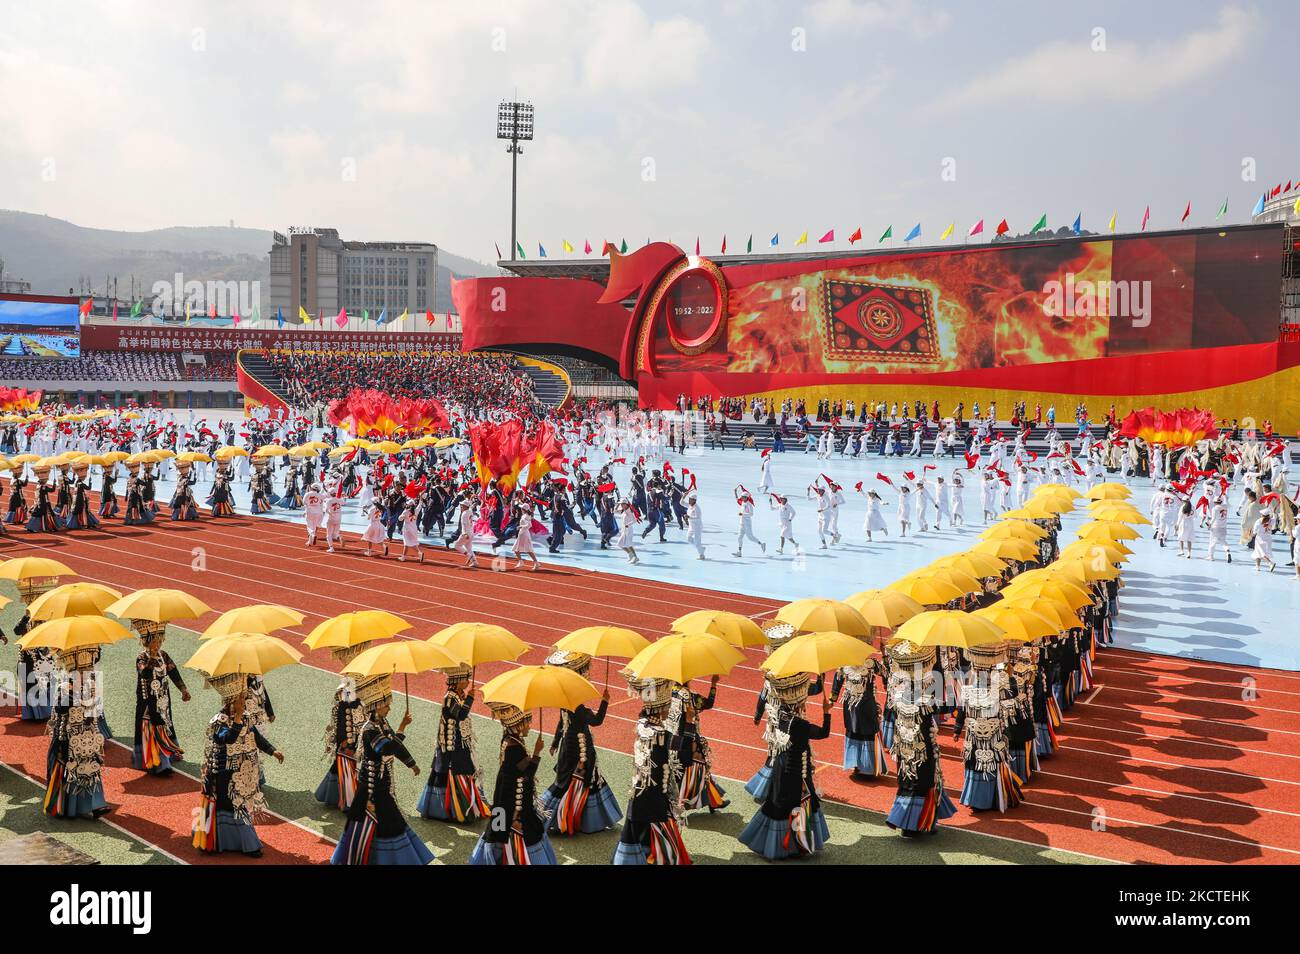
[330,825,433,865]
[468,832,558,865]
[21,702,51,721]
[886,789,958,833]
[415,782,449,819]
[131,743,174,775]
[844,736,886,776]
[540,781,623,834]
[314,771,339,807]
[212,810,262,853]
[959,769,999,810]
[1009,748,1029,782]
[1035,723,1054,757]
[738,808,830,860]
[744,762,773,801]
[49,782,108,819]
[881,709,896,749]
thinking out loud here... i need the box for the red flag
[720,235,727,255]
[425,310,435,326]
[875,473,894,487]
[80,298,93,315]
[209,302,218,319]
[995,219,1009,236]
[903,470,916,481]
[583,239,592,254]
[848,227,862,244]
[923,464,936,472]
[963,452,980,469]
[854,481,863,492]
[596,481,616,493]
[601,240,614,256]
[1141,206,1150,231]
[112,301,118,321]
[694,237,700,255]
[818,229,834,243]
[1181,201,1191,223]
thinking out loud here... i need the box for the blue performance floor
[142,445,1300,673]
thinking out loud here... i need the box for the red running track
[2,505,1298,865]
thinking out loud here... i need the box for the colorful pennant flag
[1216,197,1228,220]
[335,307,348,329]
[1251,194,1266,216]
[538,243,547,257]
[619,238,627,253]
[848,227,862,244]
[694,237,700,255]
[995,218,1009,236]
[494,243,502,260]
[1141,206,1150,231]
[939,222,954,240]
[112,301,118,321]
[516,242,526,259]
[903,223,921,242]
[878,225,892,243]
[232,306,240,327]
[185,302,192,325]
[795,231,808,246]
[1071,213,1081,235]
[1030,213,1047,233]
[968,219,984,237]
[1108,212,1117,232]
[818,229,834,243]
[769,233,779,247]
[583,239,592,254]
[130,299,142,318]
[746,235,753,253]
[275,307,285,327]
[1180,201,1191,223]
[721,235,727,254]
[424,309,435,326]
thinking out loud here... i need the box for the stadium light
[496,100,534,262]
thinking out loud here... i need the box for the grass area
[0,765,173,865]
[0,602,1106,865]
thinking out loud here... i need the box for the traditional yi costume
[954,642,1024,812]
[314,642,368,811]
[131,624,188,775]
[613,674,691,865]
[468,702,559,865]
[884,640,957,836]
[417,662,490,822]
[539,650,623,834]
[43,648,110,819]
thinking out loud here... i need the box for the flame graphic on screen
[670,241,1115,374]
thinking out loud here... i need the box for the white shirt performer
[686,494,706,560]
[324,496,345,552]
[303,485,325,547]
[812,485,832,548]
[733,490,766,557]
[758,450,774,494]
[453,501,479,568]
[771,495,799,554]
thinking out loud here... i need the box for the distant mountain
[0,210,498,309]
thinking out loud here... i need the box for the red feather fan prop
[326,389,449,438]
[1118,407,1218,448]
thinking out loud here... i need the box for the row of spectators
[0,350,235,382]
[262,350,546,417]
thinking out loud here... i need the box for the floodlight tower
[496,100,535,262]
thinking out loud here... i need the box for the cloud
[806,0,950,38]
[931,4,1256,113]
[581,1,711,92]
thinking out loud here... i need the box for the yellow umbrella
[303,610,412,650]
[1019,498,1061,518]
[176,451,212,463]
[100,451,130,464]
[762,630,877,676]
[626,632,744,683]
[670,611,765,649]
[299,441,330,451]
[327,446,355,458]
[0,557,77,588]
[253,444,290,458]
[971,537,1040,562]
[201,604,306,639]
[775,597,870,637]
[428,622,528,666]
[887,574,963,606]
[9,454,40,465]
[288,445,318,458]
[0,457,11,472]
[1086,483,1132,501]
[1002,506,1047,520]
[17,615,136,651]
[481,664,600,712]
[126,451,159,465]
[555,625,650,659]
[1000,596,1082,632]
[981,520,1048,541]
[1049,557,1121,583]
[369,440,403,455]
[400,439,427,451]
[972,604,1059,642]
[1086,497,1142,513]
[151,449,176,460]
[1033,486,1076,508]
[907,566,982,596]
[844,588,925,630]
[892,610,1005,649]
[1059,539,1132,564]
[1088,504,1152,525]
[28,582,123,621]
[434,437,463,448]
[185,632,303,677]
[1078,520,1140,542]
[344,438,372,447]
[1001,577,1092,611]
[214,446,249,461]
[931,551,1010,579]
[343,640,462,677]
[105,588,214,623]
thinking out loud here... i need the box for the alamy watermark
[1042,274,1151,328]
[150,272,261,319]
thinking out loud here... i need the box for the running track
[2,504,1297,865]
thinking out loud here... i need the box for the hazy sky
[2,1,1295,259]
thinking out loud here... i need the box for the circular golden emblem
[858,297,902,341]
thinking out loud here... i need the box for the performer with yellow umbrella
[416,654,491,826]
[613,671,691,865]
[1,556,77,722]
[539,648,623,836]
[19,615,135,819]
[739,635,836,860]
[188,633,299,858]
[472,664,599,865]
[883,637,957,838]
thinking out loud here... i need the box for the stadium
[0,3,1296,928]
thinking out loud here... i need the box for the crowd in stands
[263,350,546,417]
[0,350,238,382]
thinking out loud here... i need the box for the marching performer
[43,647,111,819]
[132,627,190,776]
[332,674,434,865]
[468,703,558,865]
[738,672,833,860]
[208,465,236,517]
[669,675,730,813]
[24,464,60,533]
[832,652,887,778]
[313,643,369,811]
[417,662,490,823]
[303,482,325,546]
[884,640,957,836]
[685,492,706,560]
[169,462,200,520]
[732,487,766,557]
[540,650,623,834]
[123,463,154,525]
[954,644,1023,812]
[193,673,284,857]
[771,493,800,554]
[613,674,691,865]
